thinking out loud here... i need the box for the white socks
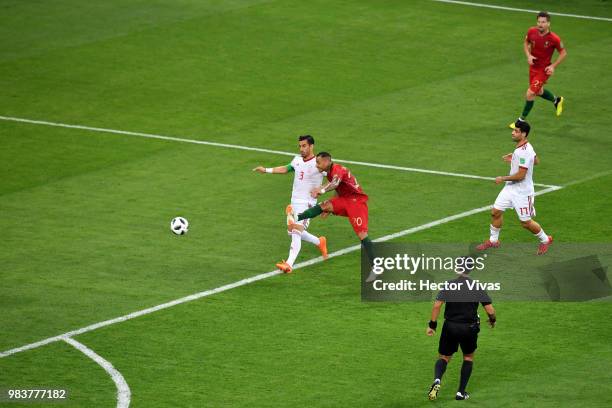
[287,230,302,266]
[301,230,320,246]
[535,228,549,243]
[489,225,501,243]
[489,224,547,244]
[287,229,322,266]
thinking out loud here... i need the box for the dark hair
[298,135,315,145]
[537,11,550,21]
[514,120,531,136]
[317,151,332,159]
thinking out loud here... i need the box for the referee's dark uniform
[427,275,496,401]
[437,277,492,356]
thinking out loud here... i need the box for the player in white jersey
[253,135,328,272]
[477,120,553,255]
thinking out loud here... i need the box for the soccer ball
[170,217,189,235]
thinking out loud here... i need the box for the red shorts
[529,67,549,94]
[329,195,369,236]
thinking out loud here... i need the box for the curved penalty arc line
[63,337,131,408]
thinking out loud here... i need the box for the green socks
[540,89,556,102]
[297,205,323,221]
[521,100,534,119]
[521,89,556,119]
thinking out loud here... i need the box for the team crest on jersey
[520,158,526,165]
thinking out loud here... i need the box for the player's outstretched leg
[520,220,553,255]
[362,236,380,283]
[428,357,448,400]
[300,231,328,259]
[539,88,563,116]
[456,358,473,401]
[276,230,300,273]
[296,204,323,221]
[285,229,303,268]
[288,205,329,260]
[279,206,304,273]
[510,88,537,128]
[477,210,503,251]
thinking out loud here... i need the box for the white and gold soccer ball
[170,217,189,235]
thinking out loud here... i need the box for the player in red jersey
[286,152,377,278]
[510,11,567,128]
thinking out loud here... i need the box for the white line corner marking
[63,337,131,408]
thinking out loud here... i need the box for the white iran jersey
[290,155,323,205]
[506,142,536,195]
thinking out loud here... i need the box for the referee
[426,274,496,401]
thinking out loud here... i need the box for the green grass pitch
[1,0,611,406]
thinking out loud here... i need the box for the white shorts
[493,187,536,221]
[288,202,314,234]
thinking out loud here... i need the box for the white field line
[563,169,612,187]
[0,185,561,359]
[430,0,612,22]
[63,337,131,408]
[0,115,560,188]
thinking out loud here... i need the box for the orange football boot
[276,260,292,273]
[318,236,328,259]
[286,204,297,229]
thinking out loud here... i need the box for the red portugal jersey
[327,163,367,198]
[526,27,564,69]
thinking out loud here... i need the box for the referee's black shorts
[438,320,479,356]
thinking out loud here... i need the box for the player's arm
[553,48,567,68]
[311,175,341,197]
[252,164,294,174]
[524,36,535,65]
[495,167,527,184]
[483,303,496,328]
[546,42,567,75]
[426,300,444,336]
[534,155,540,165]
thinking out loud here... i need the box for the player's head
[512,120,530,141]
[315,151,332,172]
[298,135,315,158]
[536,11,551,33]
